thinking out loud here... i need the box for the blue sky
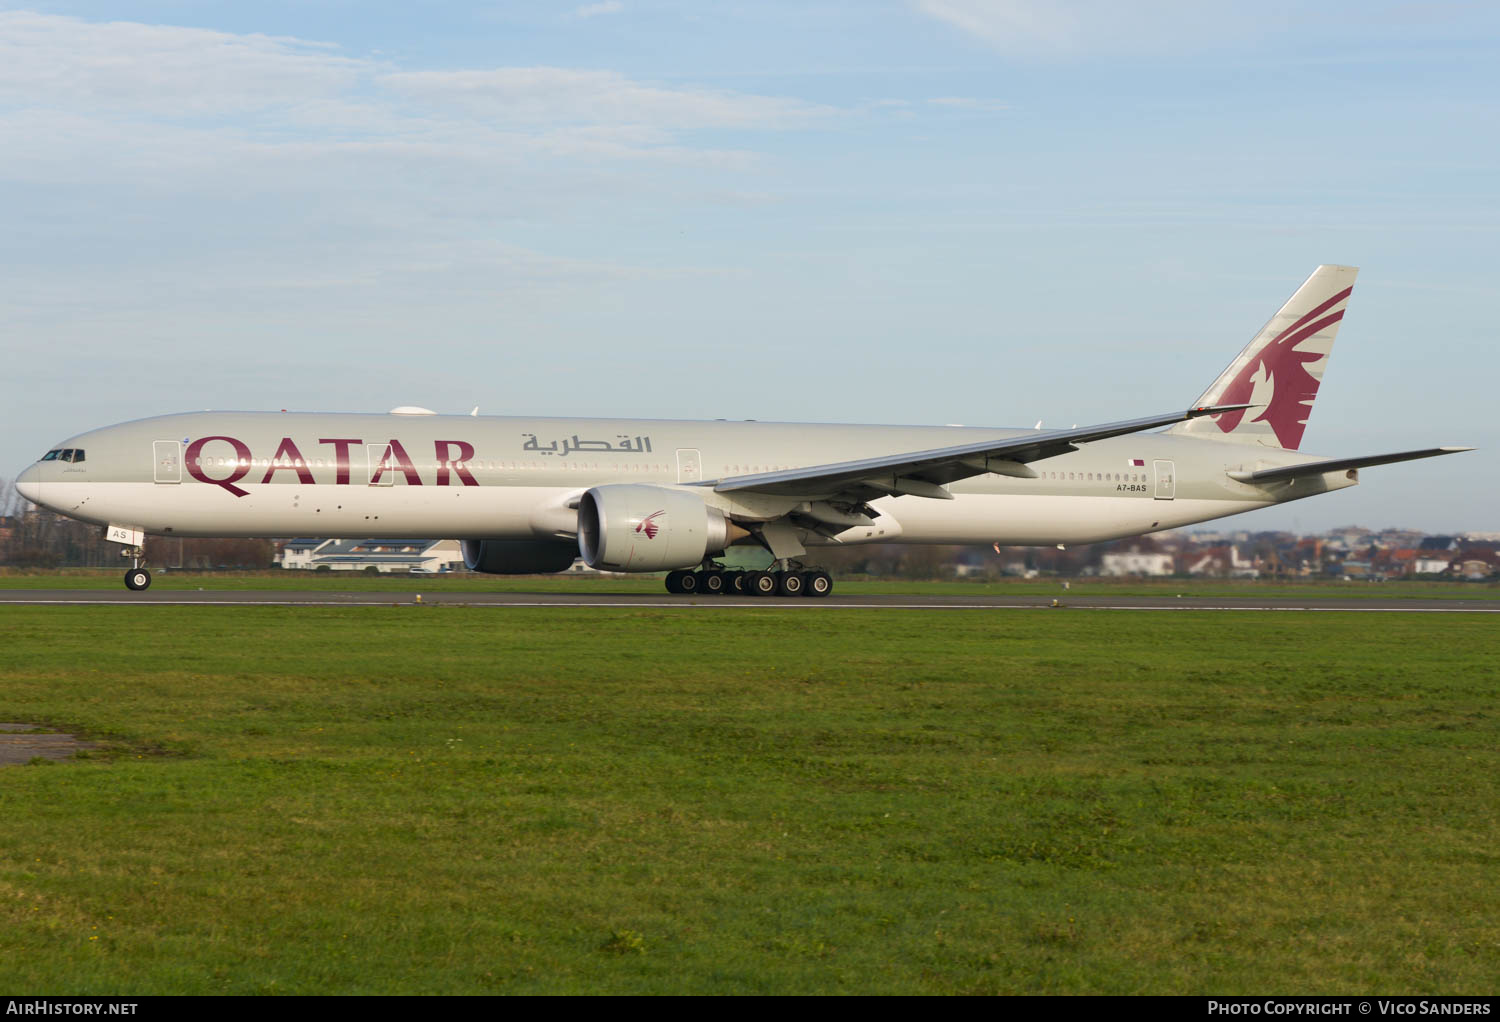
[3,1,1496,533]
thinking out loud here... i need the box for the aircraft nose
[15,463,42,506]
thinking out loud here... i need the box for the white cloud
[574,1,624,18]
[912,0,1283,54]
[927,96,1009,112]
[0,10,362,115]
[0,11,830,164]
[382,67,829,131]
[916,0,1081,49]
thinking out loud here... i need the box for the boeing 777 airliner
[14,266,1471,595]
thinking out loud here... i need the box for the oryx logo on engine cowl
[635,510,665,539]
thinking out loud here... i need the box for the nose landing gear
[123,546,151,591]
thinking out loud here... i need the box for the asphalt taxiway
[1,589,1496,612]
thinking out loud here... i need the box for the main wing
[710,404,1248,503]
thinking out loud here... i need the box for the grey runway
[2,589,1497,612]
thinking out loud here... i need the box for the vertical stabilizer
[1170,265,1357,450]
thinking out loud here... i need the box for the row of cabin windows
[1045,471,1144,482]
[40,449,85,463]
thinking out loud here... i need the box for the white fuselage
[16,410,1351,552]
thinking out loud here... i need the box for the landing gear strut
[123,546,151,591]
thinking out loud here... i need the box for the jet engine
[461,538,578,575]
[577,484,733,572]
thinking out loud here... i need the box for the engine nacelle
[577,484,730,572]
[461,538,578,575]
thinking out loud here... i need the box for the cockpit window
[58,449,84,463]
[71,449,84,463]
[41,450,61,461]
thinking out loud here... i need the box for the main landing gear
[123,546,151,591]
[663,562,833,598]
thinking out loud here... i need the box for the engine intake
[577,484,731,572]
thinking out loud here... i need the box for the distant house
[1327,526,1373,551]
[1186,545,1259,579]
[278,538,466,573]
[1100,546,1175,577]
[1382,549,1419,577]
[1412,553,1454,575]
[278,538,325,570]
[1448,551,1500,581]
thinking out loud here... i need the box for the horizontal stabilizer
[1226,447,1474,484]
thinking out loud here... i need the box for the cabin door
[368,444,395,486]
[153,440,182,484]
[1153,459,1176,500]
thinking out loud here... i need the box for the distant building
[1186,545,1259,579]
[1100,546,1175,577]
[1450,556,1499,581]
[1412,554,1453,575]
[278,538,466,573]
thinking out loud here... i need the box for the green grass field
[1,605,1497,994]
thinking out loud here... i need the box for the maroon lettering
[184,436,253,498]
[370,439,422,486]
[318,438,362,485]
[261,437,316,485]
[435,440,479,487]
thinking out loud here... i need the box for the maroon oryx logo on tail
[1213,286,1351,450]
[635,510,665,539]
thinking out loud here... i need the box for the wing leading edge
[710,404,1251,502]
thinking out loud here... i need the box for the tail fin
[1169,265,1357,450]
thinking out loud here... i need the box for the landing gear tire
[701,570,726,595]
[747,571,777,597]
[727,571,746,594]
[776,572,805,597]
[678,571,700,595]
[664,570,687,594]
[804,571,833,598]
[125,568,152,591]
